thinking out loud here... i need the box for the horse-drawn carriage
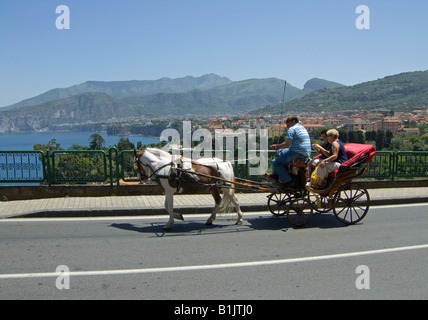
[266,143,376,227]
[133,143,376,230]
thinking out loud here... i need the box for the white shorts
[315,161,341,182]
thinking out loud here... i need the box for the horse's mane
[145,148,228,165]
[146,148,172,160]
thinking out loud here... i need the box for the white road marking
[1,243,427,280]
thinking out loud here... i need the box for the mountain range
[2,74,233,110]
[0,74,343,133]
[0,71,426,133]
[254,70,428,115]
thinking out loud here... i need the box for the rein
[137,160,173,181]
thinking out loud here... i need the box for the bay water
[0,131,161,151]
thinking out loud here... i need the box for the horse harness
[134,155,222,192]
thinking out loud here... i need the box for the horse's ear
[133,148,138,158]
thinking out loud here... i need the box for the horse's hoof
[163,225,171,230]
[173,212,184,221]
[205,221,213,226]
[235,221,243,225]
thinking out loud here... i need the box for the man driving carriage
[264,116,311,187]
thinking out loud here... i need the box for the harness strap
[139,160,173,180]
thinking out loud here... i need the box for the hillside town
[189,108,428,152]
[201,109,428,139]
[102,107,428,152]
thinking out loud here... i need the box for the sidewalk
[1,187,428,219]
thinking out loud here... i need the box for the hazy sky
[1,0,427,107]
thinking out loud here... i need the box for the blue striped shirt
[286,123,312,157]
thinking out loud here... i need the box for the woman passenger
[311,129,347,188]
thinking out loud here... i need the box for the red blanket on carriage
[330,143,376,176]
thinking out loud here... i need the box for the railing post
[391,151,396,181]
[40,150,47,185]
[108,147,119,186]
[46,150,52,186]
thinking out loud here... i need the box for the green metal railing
[394,151,428,180]
[0,151,46,183]
[50,150,108,184]
[1,148,427,185]
[357,151,393,179]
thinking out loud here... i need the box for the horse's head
[133,149,151,182]
[134,148,173,182]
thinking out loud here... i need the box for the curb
[9,197,428,219]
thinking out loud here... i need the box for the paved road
[1,203,427,301]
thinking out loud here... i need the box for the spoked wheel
[287,198,313,227]
[267,192,292,216]
[307,192,332,213]
[332,183,370,225]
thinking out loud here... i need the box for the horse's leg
[231,195,243,225]
[163,189,175,230]
[206,187,221,225]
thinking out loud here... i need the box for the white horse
[134,148,243,230]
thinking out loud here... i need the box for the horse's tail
[217,192,235,213]
[217,162,237,213]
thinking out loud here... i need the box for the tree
[376,130,385,150]
[385,130,393,149]
[338,129,349,143]
[68,144,87,150]
[309,128,326,142]
[390,133,412,151]
[421,133,428,144]
[357,131,365,144]
[366,130,377,142]
[348,131,358,143]
[33,139,63,153]
[89,133,105,150]
[116,137,135,152]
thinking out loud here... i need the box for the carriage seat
[328,143,376,177]
[290,157,310,168]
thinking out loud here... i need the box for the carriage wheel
[332,183,370,225]
[287,198,313,227]
[307,193,332,213]
[267,192,292,216]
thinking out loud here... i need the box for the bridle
[133,149,151,181]
[133,149,173,181]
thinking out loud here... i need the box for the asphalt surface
[1,203,427,301]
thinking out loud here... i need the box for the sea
[0,131,161,151]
